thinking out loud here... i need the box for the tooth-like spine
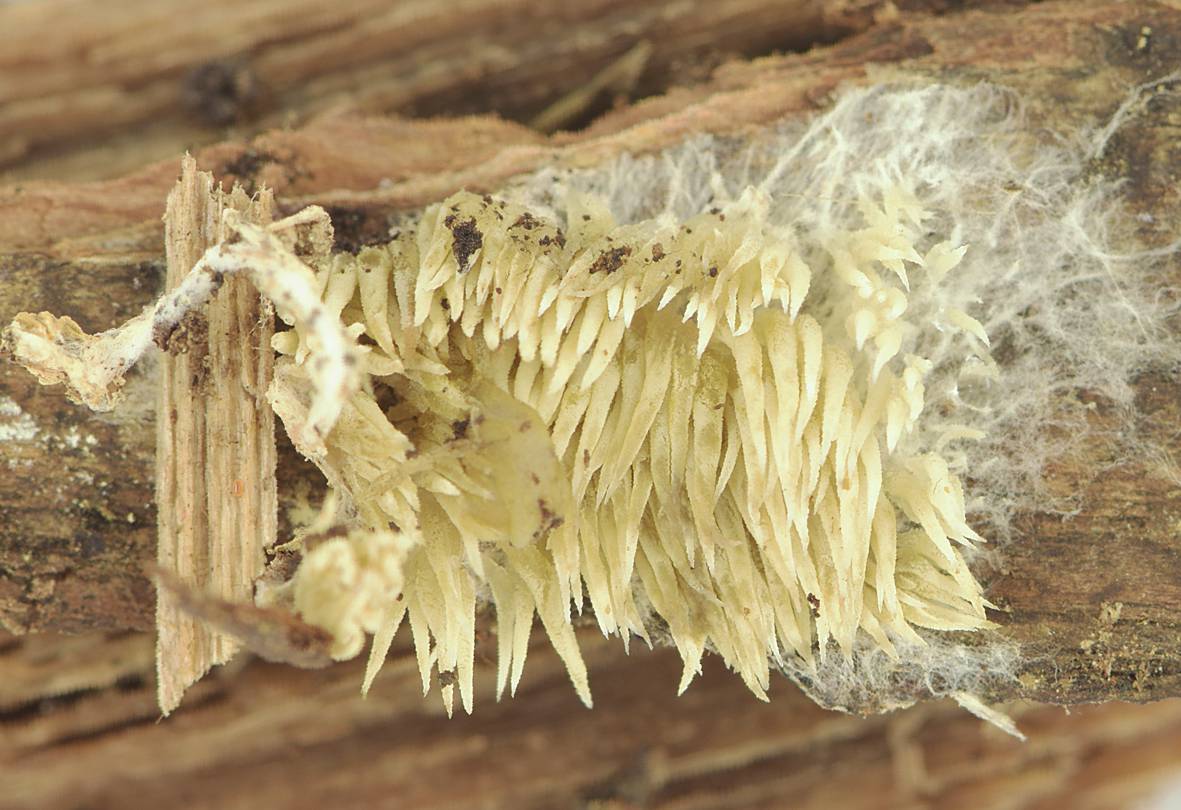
[263,184,989,716]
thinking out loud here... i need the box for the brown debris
[445,215,484,272]
[151,566,333,669]
[152,309,209,355]
[588,246,633,274]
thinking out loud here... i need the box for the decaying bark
[0,0,905,183]
[153,158,278,714]
[3,628,1181,810]
[1,0,1180,714]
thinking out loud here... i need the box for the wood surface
[2,628,1181,810]
[0,0,901,183]
[154,158,278,714]
[1,0,1179,717]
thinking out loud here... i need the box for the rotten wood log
[1,0,1180,712]
[0,0,905,183]
[2,629,1181,810]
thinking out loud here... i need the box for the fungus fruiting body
[10,82,1177,719]
[269,177,992,714]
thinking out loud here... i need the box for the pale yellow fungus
[269,181,992,715]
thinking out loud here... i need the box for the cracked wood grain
[154,156,277,714]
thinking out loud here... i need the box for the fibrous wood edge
[155,156,277,714]
[0,0,1178,708]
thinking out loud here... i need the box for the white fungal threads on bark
[271,175,993,715]
[4,209,359,456]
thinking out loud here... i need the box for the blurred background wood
[0,0,919,183]
[0,0,1180,805]
[2,627,1181,810]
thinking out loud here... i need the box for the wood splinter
[155,156,278,714]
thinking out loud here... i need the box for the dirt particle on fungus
[651,243,665,261]
[807,593,820,618]
[451,418,470,440]
[151,322,175,352]
[588,246,632,274]
[539,231,567,249]
[153,309,208,354]
[708,266,718,278]
[535,499,565,540]
[511,212,541,231]
[444,214,483,271]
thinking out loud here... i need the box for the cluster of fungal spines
[271,179,992,714]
